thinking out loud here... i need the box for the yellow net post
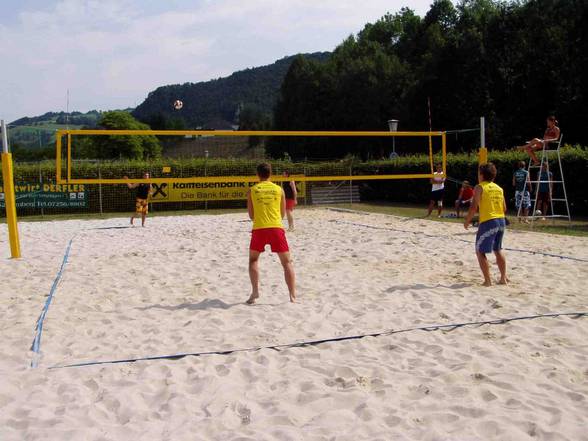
[479,147,488,164]
[1,120,21,258]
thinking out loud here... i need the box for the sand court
[1,208,587,440]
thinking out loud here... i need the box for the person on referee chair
[516,115,560,165]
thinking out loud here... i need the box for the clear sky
[1,0,438,123]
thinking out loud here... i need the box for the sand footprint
[449,405,487,418]
[476,420,502,437]
[480,389,498,402]
[235,403,251,425]
[384,414,402,428]
[215,364,230,376]
[354,403,373,421]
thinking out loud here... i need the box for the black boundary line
[331,218,588,263]
[49,312,587,369]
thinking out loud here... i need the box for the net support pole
[55,133,62,183]
[428,136,434,174]
[39,163,44,218]
[98,162,103,215]
[67,133,72,181]
[479,116,488,164]
[1,119,21,258]
[204,150,208,211]
[303,164,307,206]
[349,165,353,205]
[441,131,447,177]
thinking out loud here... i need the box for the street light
[387,119,399,159]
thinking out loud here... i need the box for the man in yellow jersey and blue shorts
[464,163,508,286]
[246,163,296,304]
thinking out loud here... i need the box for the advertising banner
[150,179,305,203]
[0,183,88,209]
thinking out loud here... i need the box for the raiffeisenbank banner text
[150,180,305,203]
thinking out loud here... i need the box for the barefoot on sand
[246,293,259,305]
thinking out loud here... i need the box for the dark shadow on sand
[385,283,471,293]
[89,226,133,231]
[137,298,241,311]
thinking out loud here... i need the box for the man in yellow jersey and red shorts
[246,163,296,304]
[464,163,508,286]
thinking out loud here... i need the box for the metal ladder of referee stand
[523,135,571,223]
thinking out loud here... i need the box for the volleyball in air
[173,99,183,110]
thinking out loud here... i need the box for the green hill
[10,110,103,128]
[132,52,330,130]
[9,110,103,150]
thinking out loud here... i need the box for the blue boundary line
[30,237,74,368]
[48,312,587,369]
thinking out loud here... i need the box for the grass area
[2,202,587,237]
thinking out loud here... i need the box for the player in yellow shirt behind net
[246,163,297,304]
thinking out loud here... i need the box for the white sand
[1,208,587,440]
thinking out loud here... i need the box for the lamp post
[387,119,399,159]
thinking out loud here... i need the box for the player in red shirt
[455,180,474,218]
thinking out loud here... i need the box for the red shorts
[250,228,289,253]
[286,199,297,211]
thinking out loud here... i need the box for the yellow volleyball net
[55,129,446,185]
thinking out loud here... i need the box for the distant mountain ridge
[132,52,330,129]
[9,52,330,150]
[8,109,131,151]
[10,110,103,128]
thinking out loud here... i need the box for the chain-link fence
[1,159,365,218]
[1,154,434,218]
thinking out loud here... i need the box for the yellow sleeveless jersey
[478,181,505,223]
[251,181,284,230]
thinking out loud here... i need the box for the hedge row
[2,146,587,216]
